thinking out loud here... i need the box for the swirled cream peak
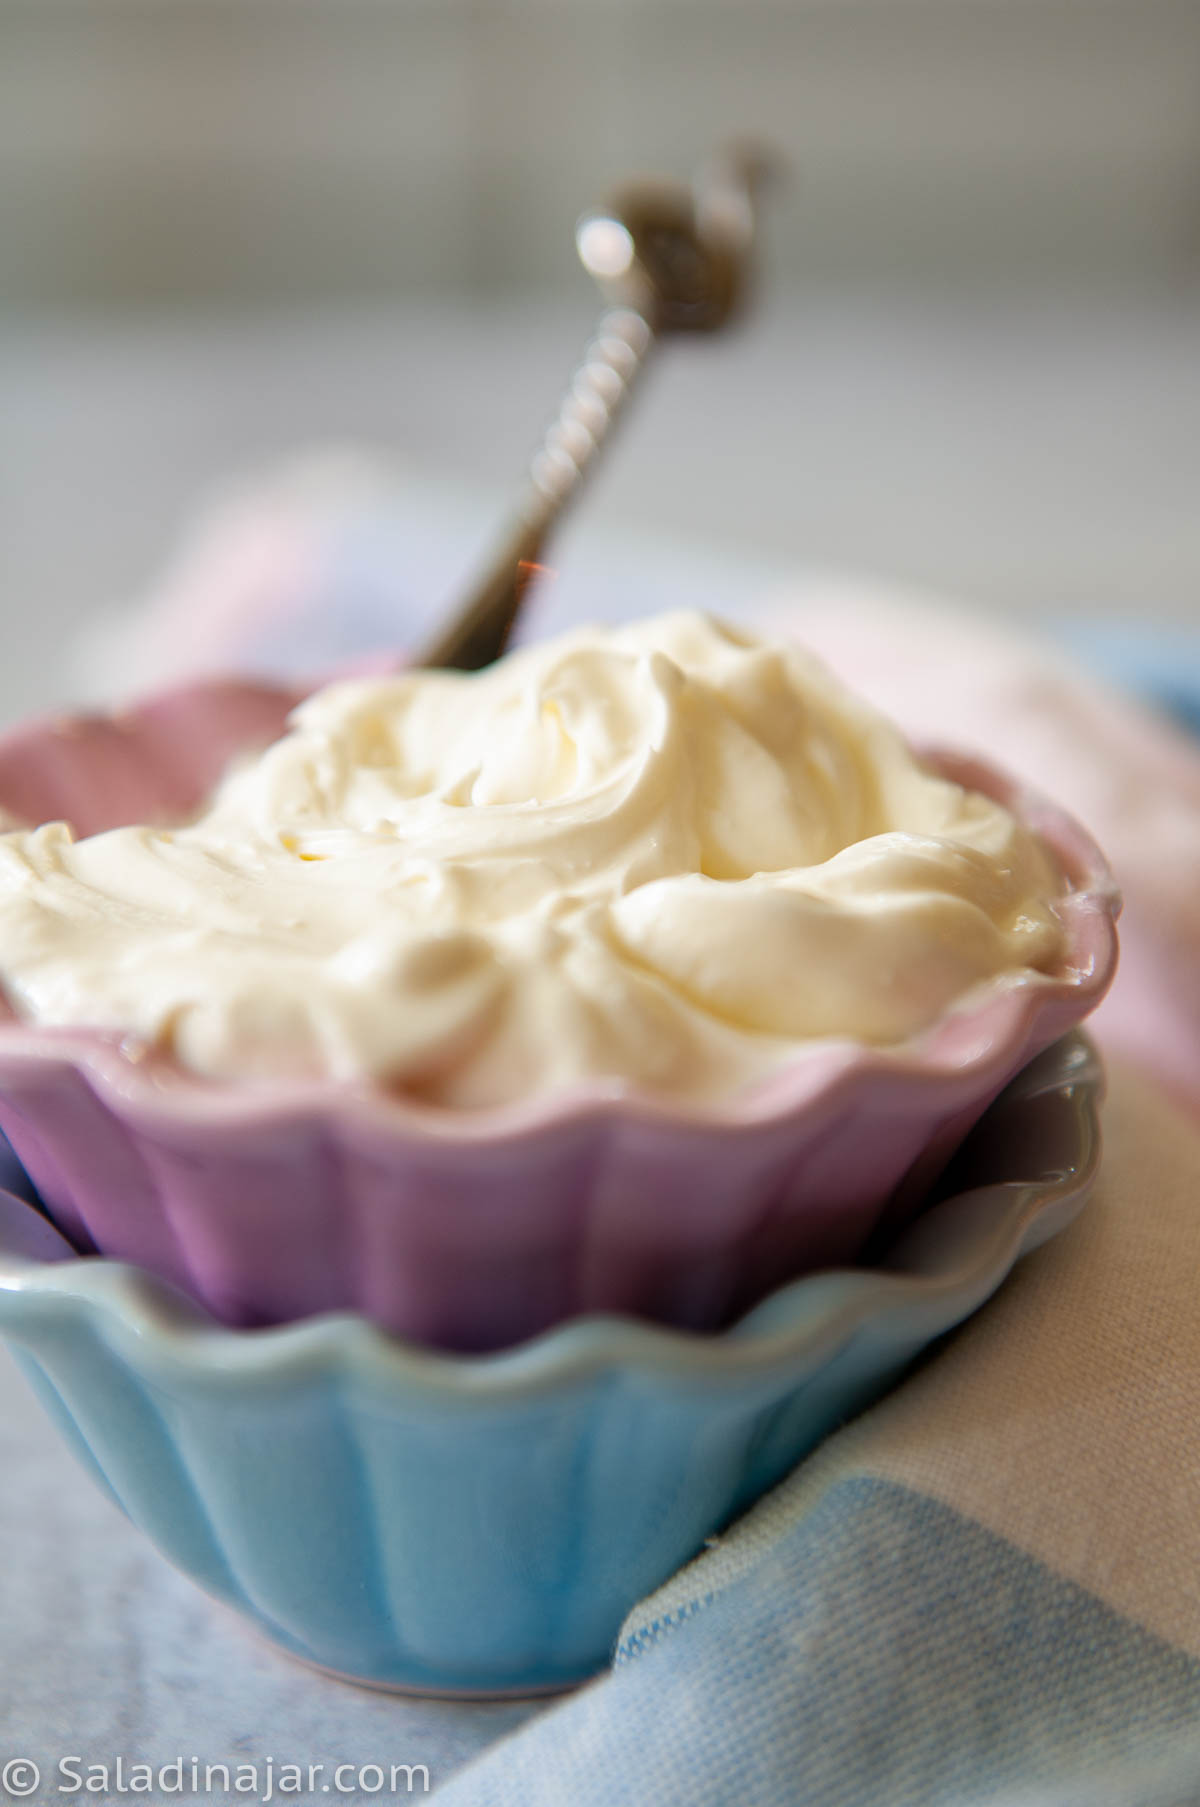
[0,612,1068,1106]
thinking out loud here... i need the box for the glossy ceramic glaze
[0,675,1118,1348]
[0,1034,1102,1693]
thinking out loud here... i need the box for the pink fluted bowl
[0,675,1119,1351]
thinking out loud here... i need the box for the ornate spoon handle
[418,307,653,672]
[421,145,770,673]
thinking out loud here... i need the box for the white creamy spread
[0,612,1068,1106]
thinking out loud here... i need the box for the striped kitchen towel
[435,1055,1200,1805]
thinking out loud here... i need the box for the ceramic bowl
[0,674,1118,1349]
[0,1033,1101,1694]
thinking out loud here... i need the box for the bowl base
[249,1615,600,1702]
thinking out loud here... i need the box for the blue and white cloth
[437,1055,1200,1804]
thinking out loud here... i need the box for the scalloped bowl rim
[0,1033,1103,1396]
[0,668,1120,1147]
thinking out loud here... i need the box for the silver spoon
[419,144,773,672]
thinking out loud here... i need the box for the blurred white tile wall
[1,0,1198,307]
[2,0,1196,722]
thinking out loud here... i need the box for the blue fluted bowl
[0,1034,1101,1695]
